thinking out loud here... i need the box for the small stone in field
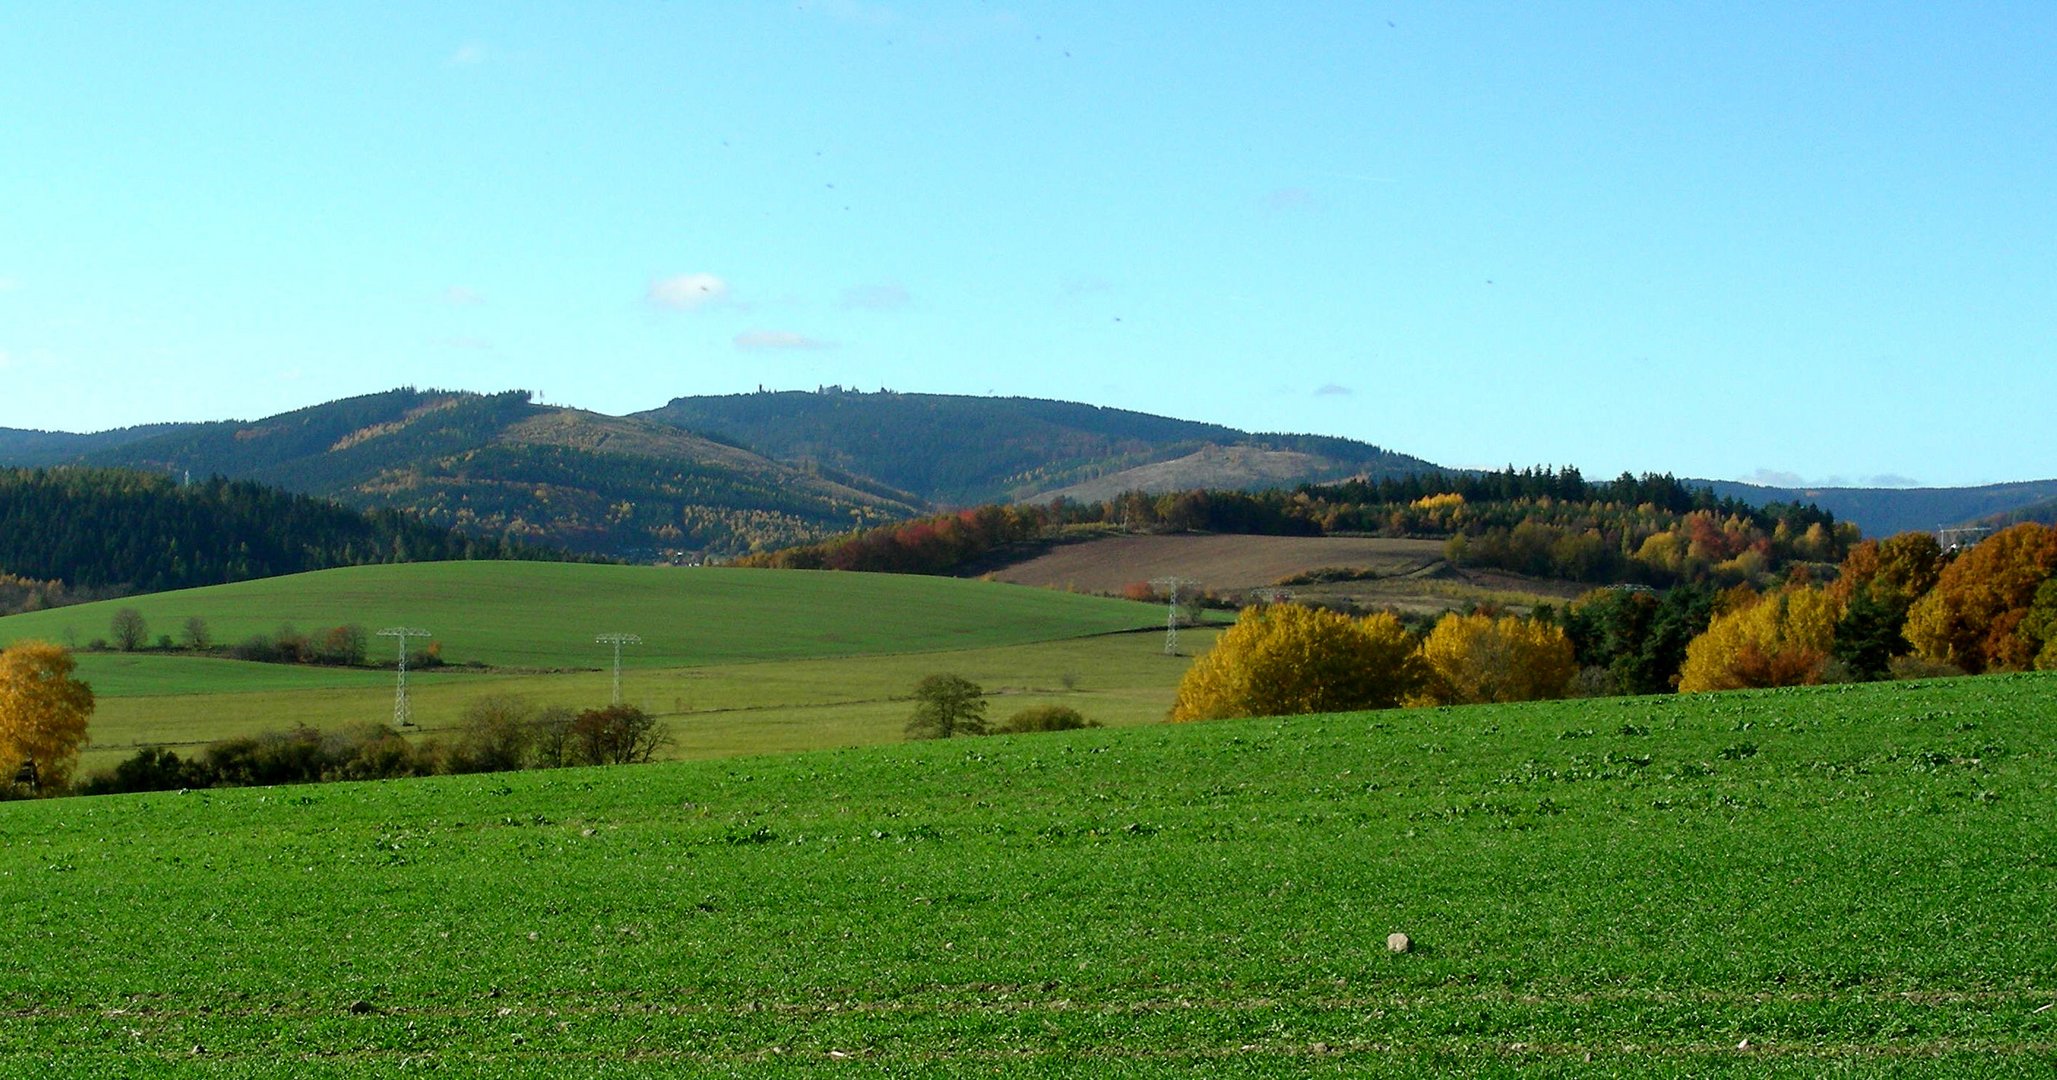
[1386,932,1412,953]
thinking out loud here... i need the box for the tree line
[741,467,1849,589]
[0,466,583,611]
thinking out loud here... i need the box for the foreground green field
[0,562,1166,669]
[3,673,2052,1075]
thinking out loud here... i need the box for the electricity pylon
[1150,576,1201,656]
[377,626,432,726]
[595,632,642,705]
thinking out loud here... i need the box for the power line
[376,627,432,727]
[595,632,642,706]
[1149,576,1201,656]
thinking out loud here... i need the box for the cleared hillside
[5,673,2052,1073]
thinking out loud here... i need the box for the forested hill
[0,423,195,467]
[1701,478,2057,538]
[636,388,1439,506]
[37,388,922,557]
[0,467,571,604]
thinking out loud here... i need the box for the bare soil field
[985,533,1591,615]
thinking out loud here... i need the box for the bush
[78,747,212,795]
[1170,605,1423,722]
[446,694,540,774]
[566,705,668,765]
[994,705,1099,734]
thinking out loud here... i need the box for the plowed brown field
[986,533,1588,615]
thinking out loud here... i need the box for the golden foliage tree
[1904,523,2057,673]
[1677,586,1842,692]
[0,640,95,793]
[1169,605,1422,722]
[1413,612,1577,706]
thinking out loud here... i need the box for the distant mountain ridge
[10,386,2054,555]
[635,388,1438,505]
[1698,478,2057,539]
[16,389,919,556]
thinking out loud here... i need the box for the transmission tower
[377,627,432,726]
[1150,576,1201,655]
[595,632,643,705]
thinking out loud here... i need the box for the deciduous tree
[1170,605,1422,722]
[1414,612,1578,706]
[110,607,148,652]
[905,674,988,739]
[1678,586,1841,692]
[0,641,95,793]
[1904,523,2057,673]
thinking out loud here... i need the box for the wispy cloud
[0,275,18,293]
[734,329,833,351]
[647,272,733,311]
[1315,383,1355,398]
[442,285,485,306]
[1743,469,1809,488]
[841,283,910,310]
[447,42,489,67]
[433,336,493,351]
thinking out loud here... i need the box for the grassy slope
[0,562,1164,670]
[2,673,2051,1076]
[77,629,1220,771]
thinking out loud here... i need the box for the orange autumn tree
[0,640,95,794]
[1413,612,1577,706]
[1677,586,1842,692]
[1170,604,1422,722]
[1904,523,2057,673]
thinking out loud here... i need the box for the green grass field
[0,563,1191,773]
[77,629,1221,771]
[0,562,1166,669]
[2,672,2051,1075]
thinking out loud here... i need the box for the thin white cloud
[433,336,493,351]
[814,0,901,28]
[0,276,18,293]
[1315,383,1355,398]
[841,283,910,310]
[442,285,485,306]
[447,42,488,67]
[1743,469,1809,488]
[647,272,732,311]
[734,329,833,351]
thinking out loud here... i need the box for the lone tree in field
[905,674,987,739]
[110,607,148,652]
[0,640,95,794]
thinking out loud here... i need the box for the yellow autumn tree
[1903,523,2057,673]
[0,640,95,793]
[1677,586,1842,692]
[1169,604,1423,722]
[1412,612,1577,706]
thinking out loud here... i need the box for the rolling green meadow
[0,672,2051,1074]
[0,563,1193,772]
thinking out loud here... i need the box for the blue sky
[2,2,2051,487]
